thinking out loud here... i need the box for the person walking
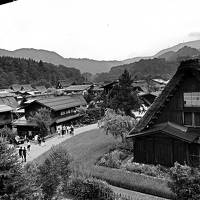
[38,136,41,145]
[42,137,45,146]
[19,146,23,160]
[70,125,74,136]
[22,147,27,162]
[27,140,31,151]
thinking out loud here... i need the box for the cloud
[188,32,200,38]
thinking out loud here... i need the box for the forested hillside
[0,56,83,88]
[94,58,179,82]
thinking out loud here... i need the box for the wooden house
[128,60,200,167]
[35,85,46,93]
[21,84,33,92]
[10,84,21,92]
[56,79,73,89]
[101,81,118,95]
[0,104,13,128]
[65,84,92,94]
[13,95,87,137]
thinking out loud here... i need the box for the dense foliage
[94,58,178,83]
[169,162,200,200]
[67,176,114,200]
[99,109,136,143]
[37,146,72,199]
[0,56,83,88]
[0,127,16,143]
[79,107,104,125]
[108,70,141,116]
[97,150,129,169]
[29,108,52,137]
[0,142,40,199]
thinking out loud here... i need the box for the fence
[100,189,135,200]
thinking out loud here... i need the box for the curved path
[20,124,169,200]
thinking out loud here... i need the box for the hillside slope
[0,48,122,74]
[0,56,82,88]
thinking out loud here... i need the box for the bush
[67,176,114,200]
[124,159,169,179]
[37,146,72,199]
[169,162,200,200]
[79,107,104,125]
[97,150,129,169]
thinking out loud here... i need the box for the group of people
[56,124,74,136]
[18,139,31,162]
[18,146,28,162]
[34,134,45,145]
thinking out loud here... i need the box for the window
[184,92,200,107]
[184,112,200,127]
[194,112,200,126]
[184,112,192,126]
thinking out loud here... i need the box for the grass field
[34,128,173,199]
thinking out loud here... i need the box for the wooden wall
[156,72,200,126]
[134,132,188,166]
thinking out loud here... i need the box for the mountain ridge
[1,40,200,74]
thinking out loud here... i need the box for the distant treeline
[94,58,179,82]
[0,56,84,88]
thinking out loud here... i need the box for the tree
[29,108,52,137]
[98,109,136,143]
[0,127,15,143]
[0,142,40,199]
[108,70,141,117]
[37,146,72,199]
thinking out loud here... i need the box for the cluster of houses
[0,77,167,142]
[0,82,100,141]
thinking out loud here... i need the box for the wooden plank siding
[155,74,200,127]
[134,132,189,166]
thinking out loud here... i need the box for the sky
[1,0,200,60]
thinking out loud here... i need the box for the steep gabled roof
[0,96,18,109]
[129,59,200,135]
[58,79,73,88]
[128,121,200,144]
[21,84,33,91]
[10,84,21,92]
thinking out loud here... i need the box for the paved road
[19,123,98,162]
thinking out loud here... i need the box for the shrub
[37,146,72,199]
[0,142,41,200]
[67,176,114,200]
[169,162,200,200]
[80,107,104,125]
[97,150,125,169]
[124,159,169,179]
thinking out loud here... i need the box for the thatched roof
[129,59,200,136]
[10,84,21,92]
[21,84,33,91]
[57,79,73,88]
[35,85,46,92]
